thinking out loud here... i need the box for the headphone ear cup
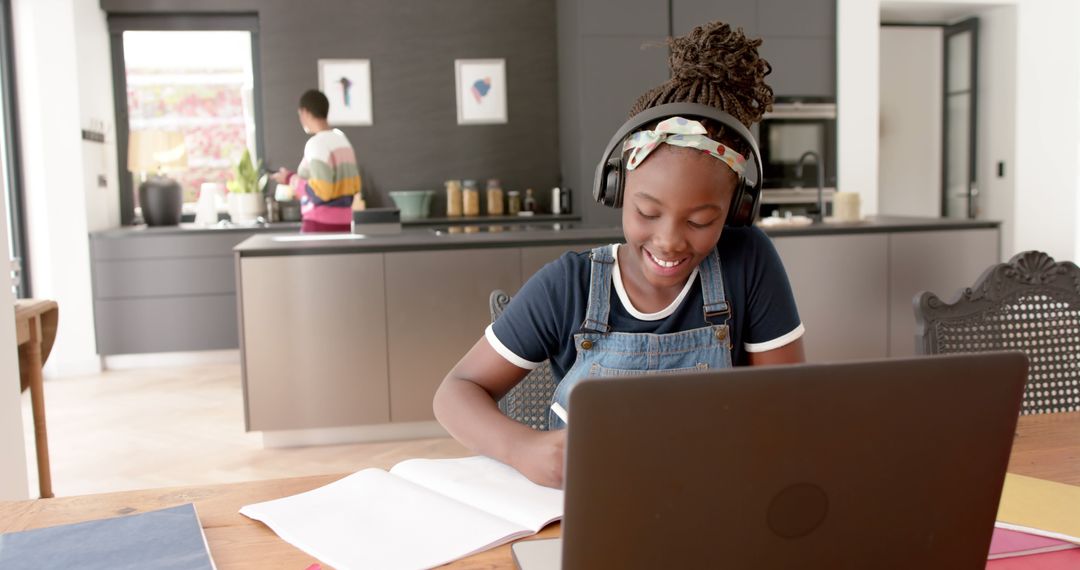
[726,178,759,227]
[600,156,624,208]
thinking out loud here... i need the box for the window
[108,15,262,225]
[0,0,27,297]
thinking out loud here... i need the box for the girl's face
[621,145,738,292]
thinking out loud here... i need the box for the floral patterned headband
[622,116,747,176]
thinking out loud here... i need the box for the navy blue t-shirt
[487,226,803,379]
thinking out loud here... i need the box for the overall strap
[697,248,731,327]
[580,246,615,333]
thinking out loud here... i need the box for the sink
[270,234,368,242]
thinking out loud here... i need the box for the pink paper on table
[990,527,1079,559]
[986,549,1080,569]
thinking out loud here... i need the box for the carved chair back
[489,289,557,430]
[914,251,1080,415]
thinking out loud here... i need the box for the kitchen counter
[233,216,1001,257]
[235,215,1002,441]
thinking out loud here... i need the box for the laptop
[512,353,1028,569]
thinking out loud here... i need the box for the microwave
[757,100,837,195]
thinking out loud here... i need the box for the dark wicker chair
[914,250,1080,415]
[489,289,557,431]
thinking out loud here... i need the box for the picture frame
[454,58,508,125]
[317,59,373,126]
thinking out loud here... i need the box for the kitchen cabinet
[90,231,258,355]
[773,234,890,362]
[384,249,522,422]
[887,229,1000,358]
[670,0,836,98]
[240,253,390,431]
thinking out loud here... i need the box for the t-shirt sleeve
[742,227,804,352]
[487,254,573,369]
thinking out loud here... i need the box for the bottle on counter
[551,187,562,215]
[462,179,481,217]
[523,188,538,214]
[485,178,504,216]
[445,180,463,217]
[507,190,522,216]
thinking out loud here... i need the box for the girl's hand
[511,429,567,489]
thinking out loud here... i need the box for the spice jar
[507,190,522,216]
[485,178,504,216]
[523,188,538,213]
[462,179,481,217]
[445,180,463,217]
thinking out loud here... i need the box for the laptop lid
[559,353,1027,569]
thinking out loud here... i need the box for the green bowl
[389,190,435,220]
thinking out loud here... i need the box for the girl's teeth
[649,251,682,268]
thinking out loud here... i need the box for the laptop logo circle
[767,483,829,539]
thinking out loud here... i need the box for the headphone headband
[593,102,763,193]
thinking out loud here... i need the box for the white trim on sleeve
[484,324,543,370]
[744,323,805,353]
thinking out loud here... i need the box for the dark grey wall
[101,0,559,212]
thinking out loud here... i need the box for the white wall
[977,5,1017,258]
[837,0,880,216]
[879,27,942,218]
[0,162,28,500]
[1013,0,1079,262]
[13,0,118,377]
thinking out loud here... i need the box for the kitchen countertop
[233,216,1001,257]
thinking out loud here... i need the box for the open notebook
[240,456,563,570]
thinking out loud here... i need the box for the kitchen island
[234,217,1000,443]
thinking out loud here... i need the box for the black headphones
[592,102,763,227]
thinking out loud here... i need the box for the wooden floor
[20,362,468,498]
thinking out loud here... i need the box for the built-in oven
[756,98,837,215]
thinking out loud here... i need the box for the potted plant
[226,149,268,223]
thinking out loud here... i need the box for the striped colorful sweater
[288,129,361,226]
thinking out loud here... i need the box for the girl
[434,22,805,489]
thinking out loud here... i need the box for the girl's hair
[628,22,774,157]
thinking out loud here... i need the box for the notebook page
[240,468,530,570]
[391,456,564,532]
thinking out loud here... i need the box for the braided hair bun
[629,22,773,156]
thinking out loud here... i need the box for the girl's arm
[433,337,567,488]
[747,336,806,366]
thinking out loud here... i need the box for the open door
[942,18,979,219]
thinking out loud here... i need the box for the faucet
[795,151,825,223]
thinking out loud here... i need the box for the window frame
[107,13,264,226]
[0,0,29,296]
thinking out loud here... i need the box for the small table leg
[20,316,52,499]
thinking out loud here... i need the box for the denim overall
[549,245,734,429]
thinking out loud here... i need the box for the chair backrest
[914,250,1080,415]
[489,289,557,431]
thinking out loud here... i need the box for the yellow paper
[997,473,1080,541]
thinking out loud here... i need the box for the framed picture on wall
[317,59,373,126]
[455,58,508,125]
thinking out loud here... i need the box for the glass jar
[485,178,504,216]
[507,190,522,216]
[523,188,538,213]
[445,180,463,217]
[462,179,481,217]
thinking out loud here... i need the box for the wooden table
[14,299,59,499]
[0,412,1077,569]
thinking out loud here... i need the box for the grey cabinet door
[93,295,240,355]
[759,37,835,97]
[580,0,669,36]
[240,253,390,431]
[672,0,757,37]
[385,248,522,422]
[773,234,889,362]
[758,0,834,38]
[577,35,669,227]
[520,243,607,286]
[888,229,1000,358]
